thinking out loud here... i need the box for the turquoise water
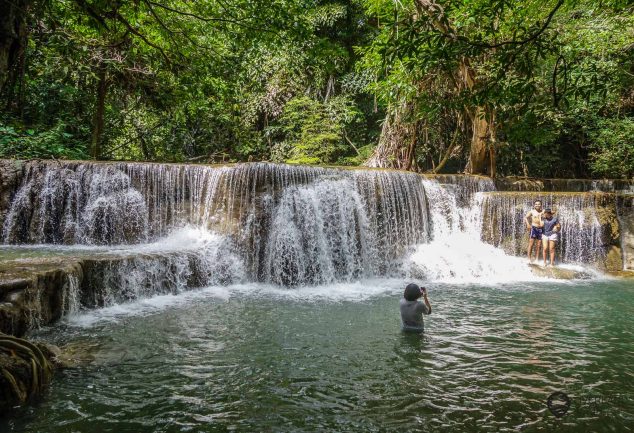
[3,279,634,432]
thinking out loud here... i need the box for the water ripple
[3,279,634,432]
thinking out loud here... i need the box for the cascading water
[1,161,430,291]
[404,177,541,282]
[261,172,429,285]
[2,164,149,244]
[77,227,245,309]
[480,192,616,265]
[1,158,625,316]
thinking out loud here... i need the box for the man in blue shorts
[525,200,544,263]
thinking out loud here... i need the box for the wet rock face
[0,260,82,336]
[494,177,634,193]
[0,160,24,232]
[617,195,634,270]
[0,245,245,336]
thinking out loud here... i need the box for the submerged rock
[606,270,634,279]
[528,264,593,279]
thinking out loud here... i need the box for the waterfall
[480,192,618,265]
[2,161,430,285]
[61,272,81,316]
[405,177,540,282]
[1,160,627,288]
[2,159,630,335]
[2,164,150,244]
[80,243,244,308]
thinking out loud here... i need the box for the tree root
[1,368,27,403]
[0,333,55,410]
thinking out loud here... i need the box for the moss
[602,246,623,272]
[606,270,634,278]
[591,205,620,242]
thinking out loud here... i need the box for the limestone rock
[528,264,593,279]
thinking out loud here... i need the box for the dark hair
[534,200,542,205]
[404,283,422,301]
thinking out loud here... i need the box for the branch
[147,0,280,35]
[73,0,109,29]
[147,1,247,24]
[343,130,360,155]
[552,54,567,107]
[461,0,564,50]
[113,11,171,65]
[142,1,186,62]
[416,0,564,51]
[430,125,460,174]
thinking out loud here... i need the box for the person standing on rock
[400,283,432,333]
[541,208,561,266]
[525,200,544,263]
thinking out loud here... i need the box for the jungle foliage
[0,0,632,178]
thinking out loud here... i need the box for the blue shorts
[530,226,543,240]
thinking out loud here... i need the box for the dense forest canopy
[0,0,632,178]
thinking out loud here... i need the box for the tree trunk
[466,106,490,174]
[366,0,496,175]
[418,0,494,174]
[0,1,29,96]
[4,15,28,115]
[459,60,491,175]
[364,107,419,170]
[91,66,108,160]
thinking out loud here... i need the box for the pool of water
[2,278,634,432]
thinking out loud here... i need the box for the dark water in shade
[2,279,634,432]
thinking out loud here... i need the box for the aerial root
[0,334,54,405]
[1,367,27,403]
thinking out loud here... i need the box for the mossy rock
[599,246,623,272]
[528,264,593,279]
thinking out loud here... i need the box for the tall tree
[361,0,565,175]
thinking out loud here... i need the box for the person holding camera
[400,283,432,333]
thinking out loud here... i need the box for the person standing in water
[525,200,544,263]
[541,208,561,266]
[400,283,432,333]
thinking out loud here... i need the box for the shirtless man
[525,200,544,263]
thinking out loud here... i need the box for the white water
[404,179,543,283]
[65,278,405,327]
[405,232,541,283]
[2,162,615,328]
